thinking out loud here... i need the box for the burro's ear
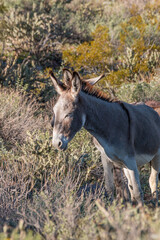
[71,71,82,97]
[63,68,72,87]
[50,70,65,94]
[83,74,105,85]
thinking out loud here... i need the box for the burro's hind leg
[149,151,160,206]
[113,166,130,202]
[124,158,143,206]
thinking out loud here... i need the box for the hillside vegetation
[0,0,160,239]
[0,0,160,100]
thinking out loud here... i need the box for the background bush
[0,0,160,99]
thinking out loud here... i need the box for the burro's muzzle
[52,134,68,151]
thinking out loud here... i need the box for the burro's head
[50,69,104,150]
[50,69,85,151]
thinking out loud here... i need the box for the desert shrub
[63,25,114,73]
[0,220,42,240]
[0,57,56,102]
[17,127,103,191]
[61,0,104,42]
[116,75,160,102]
[63,1,160,88]
[0,139,156,240]
[118,3,160,79]
[0,87,160,239]
[0,88,50,148]
[0,125,105,239]
[1,0,160,98]
[1,2,62,68]
[0,139,34,231]
[0,1,57,101]
[0,2,59,101]
[0,0,106,101]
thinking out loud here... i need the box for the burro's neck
[79,91,112,142]
[79,91,129,159]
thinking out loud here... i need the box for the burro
[50,69,160,206]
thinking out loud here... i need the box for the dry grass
[1,142,158,240]
[0,88,49,148]
[0,88,160,240]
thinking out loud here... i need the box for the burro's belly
[135,153,155,166]
[101,138,160,168]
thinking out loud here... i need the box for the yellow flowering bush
[63,1,160,87]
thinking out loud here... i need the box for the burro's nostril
[52,137,67,151]
[58,140,62,148]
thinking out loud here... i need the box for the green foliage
[118,3,160,80]
[116,76,160,103]
[50,0,104,43]
[0,1,7,13]
[19,131,56,181]
[0,0,105,101]
[0,220,42,240]
[63,25,114,75]
[1,0,160,97]
[4,6,61,67]
[63,1,160,89]
[0,2,59,101]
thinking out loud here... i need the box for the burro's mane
[82,81,115,102]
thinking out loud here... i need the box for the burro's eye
[51,112,55,127]
[51,119,54,128]
[65,113,73,118]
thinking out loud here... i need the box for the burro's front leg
[101,152,114,200]
[124,159,143,205]
[93,138,114,200]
